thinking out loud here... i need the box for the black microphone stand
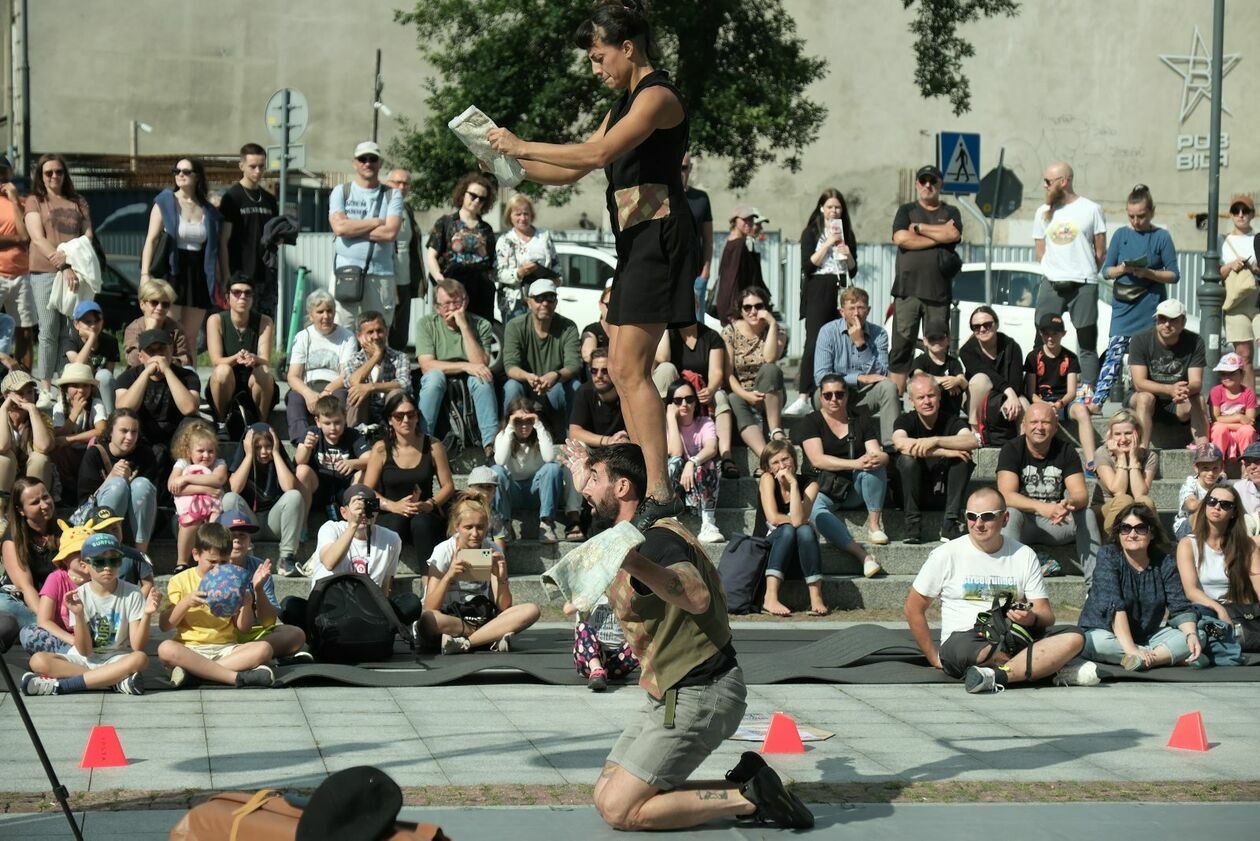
[0,615,83,839]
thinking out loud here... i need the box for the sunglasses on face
[971,321,996,333]
[1205,496,1237,511]
[89,556,123,569]
[43,168,65,177]
[1230,204,1253,215]
[172,167,195,176]
[465,191,488,202]
[742,302,766,312]
[229,288,253,298]
[917,176,939,186]
[390,410,417,421]
[671,395,697,405]
[820,390,846,402]
[1155,315,1181,324]
[356,155,380,164]
[590,367,609,376]
[1117,522,1151,536]
[532,294,557,304]
[1042,176,1062,186]
[143,299,171,308]
[965,510,1002,523]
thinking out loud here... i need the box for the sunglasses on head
[1117,521,1151,536]
[671,395,697,405]
[965,509,1002,523]
[820,390,847,402]
[356,155,380,164]
[1205,496,1237,511]
[89,555,123,569]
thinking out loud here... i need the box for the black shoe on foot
[235,665,276,688]
[740,765,815,829]
[725,750,768,785]
[631,494,686,531]
[940,519,967,542]
[902,523,924,545]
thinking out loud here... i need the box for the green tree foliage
[391,0,826,209]
[904,0,1020,116]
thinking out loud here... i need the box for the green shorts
[606,666,747,790]
[235,623,278,643]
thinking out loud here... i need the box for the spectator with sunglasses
[1221,194,1260,388]
[426,173,497,322]
[664,379,722,543]
[1126,298,1207,449]
[960,305,1026,437]
[565,347,627,539]
[905,486,1090,692]
[123,279,192,367]
[722,285,788,456]
[502,279,581,434]
[889,165,962,396]
[1177,483,1260,626]
[141,158,221,347]
[329,141,404,329]
[206,274,276,435]
[1079,503,1199,673]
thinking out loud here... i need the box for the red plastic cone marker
[81,725,128,768]
[1167,711,1209,752]
[761,712,806,754]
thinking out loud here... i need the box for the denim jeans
[493,462,563,521]
[418,369,499,448]
[1083,625,1191,665]
[0,591,36,627]
[810,468,886,548]
[95,475,158,543]
[222,490,306,558]
[766,523,822,583]
[0,312,14,354]
[502,377,577,429]
[96,367,117,415]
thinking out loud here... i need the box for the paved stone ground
[5,802,1260,840]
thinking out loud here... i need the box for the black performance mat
[5,625,1260,690]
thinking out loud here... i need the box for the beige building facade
[3,0,1255,247]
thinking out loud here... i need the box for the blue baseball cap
[217,509,260,533]
[81,533,123,560]
[73,300,103,321]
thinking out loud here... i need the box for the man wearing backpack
[903,487,1092,694]
[560,443,813,832]
[329,141,404,329]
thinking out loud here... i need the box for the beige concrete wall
[21,0,1259,246]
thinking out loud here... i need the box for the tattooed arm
[621,552,711,615]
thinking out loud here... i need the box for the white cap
[466,465,499,486]
[353,141,382,159]
[731,203,761,221]
[1154,299,1186,319]
[528,279,558,297]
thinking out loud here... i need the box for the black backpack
[976,392,1019,447]
[718,533,771,614]
[305,573,414,664]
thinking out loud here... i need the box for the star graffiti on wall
[1159,26,1240,124]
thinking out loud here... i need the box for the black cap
[916,164,943,182]
[1037,313,1067,333]
[137,328,172,350]
[341,483,377,505]
[0,156,12,171]
[295,766,402,841]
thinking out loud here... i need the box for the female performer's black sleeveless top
[602,70,698,329]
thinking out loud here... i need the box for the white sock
[701,509,716,528]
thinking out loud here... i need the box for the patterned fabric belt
[615,184,671,231]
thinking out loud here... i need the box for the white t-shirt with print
[1032,196,1106,283]
[291,324,355,384]
[911,535,1048,641]
[309,521,401,589]
[425,534,496,610]
[68,580,145,655]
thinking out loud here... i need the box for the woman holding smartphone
[416,494,540,654]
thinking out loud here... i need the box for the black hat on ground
[295,766,403,841]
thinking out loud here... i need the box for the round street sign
[265,88,309,144]
[976,166,1022,220]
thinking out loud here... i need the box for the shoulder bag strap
[360,186,388,274]
[95,443,113,484]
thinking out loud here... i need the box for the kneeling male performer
[562,442,813,831]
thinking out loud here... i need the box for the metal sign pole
[277,89,291,349]
[984,148,1006,307]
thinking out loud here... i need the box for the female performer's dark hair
[575,0,660,63]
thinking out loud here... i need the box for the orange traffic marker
[761,712,806,754]
[81,725,127,768]
[1167,711,1209,752]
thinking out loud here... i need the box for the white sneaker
[441,634,471,655]
[697,522,725,543]
[35,388,56,412]
[538,521,558,544]
[868,529,890,545]
[1054,660,1101,687]
[783,394,812,416]
[863,558,883,578]
[491,632,514,653]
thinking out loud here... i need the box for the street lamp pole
[1197,0,1226,390]
[372,49,383,143]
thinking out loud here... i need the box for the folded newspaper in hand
[447,106,525,189]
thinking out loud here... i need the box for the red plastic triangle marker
[81,725,128,768]
[761,712,806,754]
[1166,711,1209,752]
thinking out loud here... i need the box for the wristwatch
[914,223,922,235]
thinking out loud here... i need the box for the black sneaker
[631,494,686,531]
[940,519,967,542]
[739,765,815,829]
[725,750,767,785]
[277,555,299,577]
[277,651,314,667]
[902,522,924,545]
[235,665,276,688]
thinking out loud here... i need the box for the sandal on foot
[565,523,585,540]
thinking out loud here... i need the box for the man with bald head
[385,168,423,348]
[996,401,1096,579]
[1032,162,1107,385]
[904,486,1091,692]
[891,373,977,543]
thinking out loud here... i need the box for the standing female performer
[488,0,696,529]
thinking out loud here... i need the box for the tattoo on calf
[696,790,729,801]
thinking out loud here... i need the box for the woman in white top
[492,396,564,545]
[417,494,539,654]
[1222,194,1260,389]
[1176,483,1260,623]
[284,289,354,441]
[494,193,558,324]
[140,157,222,349]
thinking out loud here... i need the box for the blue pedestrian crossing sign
[938,132,981,194]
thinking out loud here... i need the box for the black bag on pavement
[1226,602,1260,652]
[718,533,772,614]
[305,573,413,664]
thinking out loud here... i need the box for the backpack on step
[305,573,414,664]
[718,533,771,614]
